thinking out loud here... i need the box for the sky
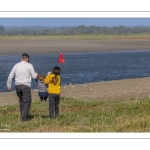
[0,18,150,27]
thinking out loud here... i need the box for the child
[36,74,48,103]
[44,66,61,118]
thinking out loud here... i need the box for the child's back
[36,74,48,102]
[37,80,47,92]
[45,73,60,94]
[44,66,61,118]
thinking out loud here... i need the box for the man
[7,53,38,121]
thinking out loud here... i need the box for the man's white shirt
[7,61,37,88]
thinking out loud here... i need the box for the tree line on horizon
[1,25,150,35]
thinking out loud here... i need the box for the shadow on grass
[27,114,35,120]
[41,114,65,119]
[41,115,49,119]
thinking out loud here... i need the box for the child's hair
[50,67,60,85]
[53,66,60,76]
[38,74,45,81]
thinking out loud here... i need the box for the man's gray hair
[22,53,30,59]
[22,56,28,59]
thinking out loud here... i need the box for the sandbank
[0,39,150,55]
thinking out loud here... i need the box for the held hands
[47,71,51,76]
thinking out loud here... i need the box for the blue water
[1,50,150,93]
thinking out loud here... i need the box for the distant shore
[0,37,150,55]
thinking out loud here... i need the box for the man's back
[7,61,37,87]
[7,53,38,121]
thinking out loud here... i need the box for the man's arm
[29,64,38,79]
[7,65,16,90]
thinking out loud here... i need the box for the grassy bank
[1,97,150,132]
[0,34,150,40]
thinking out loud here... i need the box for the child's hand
[47,72,51,76]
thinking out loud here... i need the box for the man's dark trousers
[15,85,32,121]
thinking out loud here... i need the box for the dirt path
[1,77,150,106]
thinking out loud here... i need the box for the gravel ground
[1,77,150,106]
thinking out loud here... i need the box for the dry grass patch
[1,97,150,132]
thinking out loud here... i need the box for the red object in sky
[58,53,65,63]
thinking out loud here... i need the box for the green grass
[1,97,150,132]
[0,34,150,40]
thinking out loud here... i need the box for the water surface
[1,50,150,92]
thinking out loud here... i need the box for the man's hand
[8,87,12,91]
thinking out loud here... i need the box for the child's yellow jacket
[44,74,61,94]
